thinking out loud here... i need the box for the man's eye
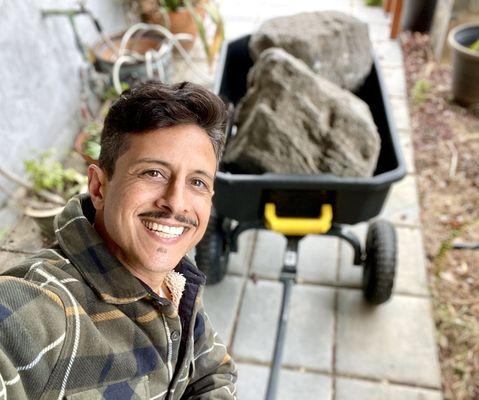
[191,178,207,189]
[143,170,164,179]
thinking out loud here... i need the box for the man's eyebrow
[134,158,215,181]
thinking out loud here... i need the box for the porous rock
[222,48,380,177]
[249,11,372,91]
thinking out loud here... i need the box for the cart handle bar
[264,203,333,236]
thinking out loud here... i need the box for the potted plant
[448,22,479,106]
[129,0,224,65]
[21,150,87,239]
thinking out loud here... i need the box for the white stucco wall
[0,0,130,230]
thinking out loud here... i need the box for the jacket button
[171,330,180,341]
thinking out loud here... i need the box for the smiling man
[0,82,237,399]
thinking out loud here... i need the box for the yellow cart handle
[264,203,333,236]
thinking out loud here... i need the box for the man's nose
[157,178,187,214]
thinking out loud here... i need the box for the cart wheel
[195,211,230,285]
[362,219,397,305]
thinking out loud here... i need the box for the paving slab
[339,226,430,296]
[283,285,335,371]
[251,231,339,284]
[336,289,442,388]
[368,23,391,43]
[227,229,256,276]
[398,133,416,174]
[380,174,421,227]
[390,97,412,134]
[250,230,286,279]
[237,363,332,400]
[351,4,390,25]
[203,275,245,345]
[296,235,339,284]
[336,377,443,400]
[374,40,404,69]
[233,279,283,362]
[381,67,408,98]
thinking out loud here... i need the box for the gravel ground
[401,32,479,400]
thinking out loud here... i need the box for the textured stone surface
[223,48,381,177]
[336,289,442,388]
[237,363,332,400]
[203,275,244,345]
[249,11,372,91]
[336,377,443,400]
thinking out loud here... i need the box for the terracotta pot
[138,1,204,51]
[92,31,170,80]
[24,206,64,241]
[448,23,479,106]
[74,131,99,166]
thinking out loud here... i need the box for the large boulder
[222,48,380,178]
[249,11,372,91]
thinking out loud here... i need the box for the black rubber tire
[362,219,397,305]
[195,211,230,285]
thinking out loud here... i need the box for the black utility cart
[195,35,406,400]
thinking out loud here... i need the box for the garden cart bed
[195,34,406,400]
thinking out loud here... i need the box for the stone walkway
[0,1,443,399]
[201,0,444,399]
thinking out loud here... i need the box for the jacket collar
[53,194,205,306]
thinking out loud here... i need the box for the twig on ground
[0,165,65,205]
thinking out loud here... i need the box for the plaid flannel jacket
[0,194,237,399]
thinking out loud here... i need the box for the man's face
[88,124,217,281]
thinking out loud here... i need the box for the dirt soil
[400,32,479,400]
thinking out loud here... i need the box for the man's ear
[88,164,108,210]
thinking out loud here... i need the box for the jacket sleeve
[0,276,67,400]
[182,297,237,400]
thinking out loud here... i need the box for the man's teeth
[142,220,185,237]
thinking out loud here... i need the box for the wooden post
[391,0,404,39]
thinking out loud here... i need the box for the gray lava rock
[222,48,380,178]
[249,11,372,91]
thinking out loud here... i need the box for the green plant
[469,39,479,52]
[23,150,87,201]
[412,78,432,104]
[82,122,102,160]
[365,0,382,6]
[132,0,224,66]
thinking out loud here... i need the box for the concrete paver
[336,377,443,400]
[237,363,332,400]
[297,235,339,284]
[380,174,421,227]
[227,230,256,276]
[233,279,283,363]
[336,289,442,388]
[202,275,244,344]
[282,285,335,371]
[390,97,413,133]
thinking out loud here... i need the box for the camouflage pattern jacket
[0,195,237,399]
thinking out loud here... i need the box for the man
[0,82,237,399]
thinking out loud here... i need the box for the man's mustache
[139,210,198,227]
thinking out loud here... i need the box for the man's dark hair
[99,81,228,178]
